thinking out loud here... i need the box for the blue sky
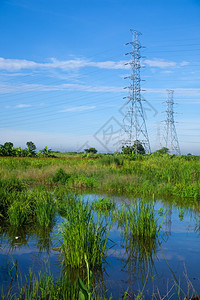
[0,0,200,153]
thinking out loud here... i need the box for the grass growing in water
[58,197,112,269]
[0,179,56,227]
[92,198,115,214]
[34,190,56,227]
[117,199,158,239]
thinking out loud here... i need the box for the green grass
[0,154,199,200]
[92,198,115,214]
[0,181,56,227]
[116,199,158,239]
[57,197,112,269]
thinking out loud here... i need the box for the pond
[1,194,200,299]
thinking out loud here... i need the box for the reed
[92,197,115,214]
[58,197,112,269]
[117,199,157,239]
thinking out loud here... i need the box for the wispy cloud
[0,57,128,72]
[145,88,200,96]
[0,56,189,73]
[5,103,32,108]
[60,105,96,112]
[0,82,123,93]
[144,59,189,69]
[16,104,32,108]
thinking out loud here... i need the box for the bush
[52,168,71,184]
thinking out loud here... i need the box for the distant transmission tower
[162,90,181,155]
[121,29,151,153]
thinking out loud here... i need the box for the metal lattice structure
[162,90,181,155]
[121,29,151,154]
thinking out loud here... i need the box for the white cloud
[60,105,96,112]
[16,104,32,108]
[145,88,200,96]
[161,70,174,74]
[5,104,32,109]
[0,82,123,93]
[144,59,189,69]
[0,57,128,72]
[0,56,190,73]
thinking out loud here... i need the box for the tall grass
[0,180,56,227]
[117,199,158,239]
[34,190,56,227]
[0,154,200,200]
[58,197,112,269]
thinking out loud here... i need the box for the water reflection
[120,232,158,285]
[0,222,55,253]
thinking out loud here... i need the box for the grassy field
[0,153,199,200]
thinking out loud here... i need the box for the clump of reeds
[117,199,158,239]
[92,197,116,214]
[34,190,56,227]
[0,180,56,227]
[7,192,31,226]
[58,197,112,269]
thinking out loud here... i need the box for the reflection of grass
[1,259,112,299]
[0,222,54,253]
[122,234,158,282]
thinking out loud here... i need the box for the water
[1,195,200,299]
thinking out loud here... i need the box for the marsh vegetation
[0,153,200,299]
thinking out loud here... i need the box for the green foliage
[26,141,36,156]
[34,190,56,227]
[117,199,157,239]
[0,142,15,156]
[38,146,55,157]
[153,147,169,155]
[0,153,200,199]
[52,168,71,184]
[84,147,98,154]
[122,140,145,155]
[58,198,112,269]
[0,182,55,227]
[0,177,26,192]
[70,175,98,189]
[7,193,31,226]
[92,198,115,214]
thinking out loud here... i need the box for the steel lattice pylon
[162,90,181,155]
[121,29,151,154]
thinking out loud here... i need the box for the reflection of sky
[1,196,200,299]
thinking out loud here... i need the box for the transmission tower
[162,90,181,155]
[121,29,151,153]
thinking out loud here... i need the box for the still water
[1,194,200,299]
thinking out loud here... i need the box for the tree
[26,141,36,156]
[40,146,52,157]
[84,147,97,154]
[122,140,145,155]
[132,140,145,155]
[154,147,169,155]
[1,142,14,156]
[26,141,36,152]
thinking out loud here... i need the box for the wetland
[0,153,200,299]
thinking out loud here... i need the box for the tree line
[0,141,54,157]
